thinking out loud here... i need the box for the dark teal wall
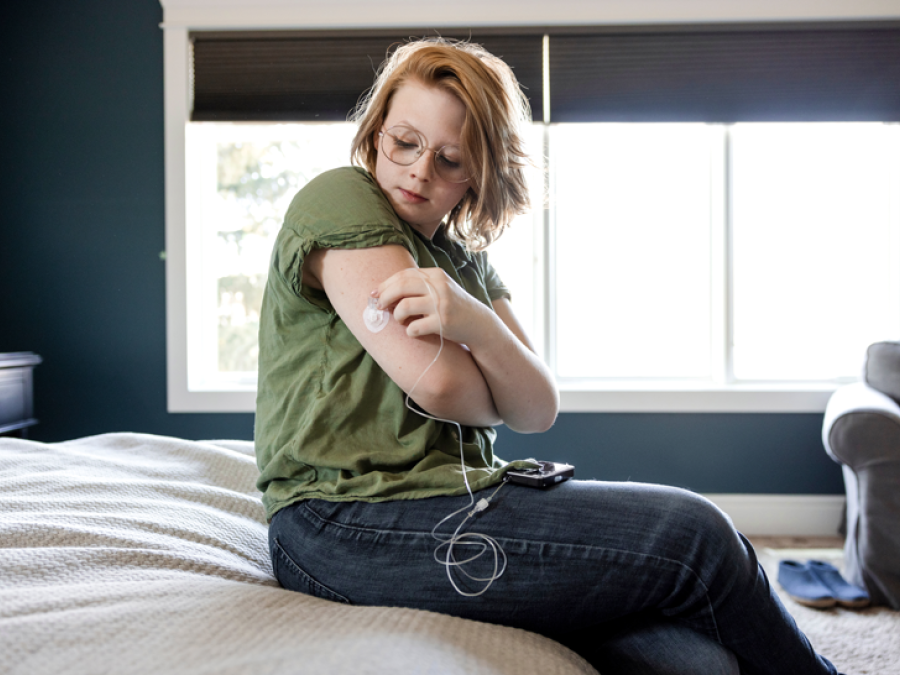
[1,0,254,441]
[0,0,844,495]
[497,413,838,494]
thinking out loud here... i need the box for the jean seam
[272,535,351,604]
[669,563,721,644]
[301,500,434,538]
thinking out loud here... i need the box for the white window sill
[559,380,840,413]
[168,381,843,414]
[168,389,257,414]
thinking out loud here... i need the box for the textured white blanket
[0,433,594,675]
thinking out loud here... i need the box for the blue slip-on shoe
[807,560,870,609]
[777,560,837,608]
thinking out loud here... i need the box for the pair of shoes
[777,559,870,609]
[805,560,871,609]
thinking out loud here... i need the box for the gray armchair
[822,341,900,609]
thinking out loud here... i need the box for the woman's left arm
[467,297,560,433]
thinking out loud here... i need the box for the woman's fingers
[391,296,436,325]
[404,315,442,338]
[375,268,445,310]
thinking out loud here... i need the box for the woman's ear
[373,121,384,151]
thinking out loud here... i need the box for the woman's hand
[373,267,493,347]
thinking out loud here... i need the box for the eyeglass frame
[377,125,470,184]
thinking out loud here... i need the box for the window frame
[161,0,900,413]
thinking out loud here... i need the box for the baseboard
[702,494,846,537]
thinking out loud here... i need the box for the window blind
[190,30,545,122]
[548,24,900,122]
[191,23,900,124]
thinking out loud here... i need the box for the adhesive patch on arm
[363,297,389,333]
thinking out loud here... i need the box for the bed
[0,432,595,675]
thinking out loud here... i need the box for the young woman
[255,38,843,675]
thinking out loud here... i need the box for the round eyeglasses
[378,125,469,184]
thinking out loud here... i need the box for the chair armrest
[823,382,900,468]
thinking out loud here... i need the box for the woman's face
[373,79,471,239]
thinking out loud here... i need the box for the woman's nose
[409,149,436,180]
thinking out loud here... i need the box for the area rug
[752,537,900,675]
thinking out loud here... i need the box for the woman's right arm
[304,243,502,427]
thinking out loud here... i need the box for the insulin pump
[504,461,575,488]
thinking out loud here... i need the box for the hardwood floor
[749,536,843,549]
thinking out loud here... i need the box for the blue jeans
[269,480,841,675]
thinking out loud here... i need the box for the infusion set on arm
[363,297,390,333]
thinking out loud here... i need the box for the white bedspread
[0,433,595,675]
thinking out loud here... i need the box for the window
[163,18,900,412]
[730,123,900,381]
[184,122,358,392]
[551,122,900,385]
[552,123,717,380]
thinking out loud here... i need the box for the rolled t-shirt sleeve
[277,166,416,301]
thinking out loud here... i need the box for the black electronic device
[504,461,574,488]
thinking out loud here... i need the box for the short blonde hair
[350,38,532,252]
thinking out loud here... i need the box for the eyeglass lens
[382,126,468,183]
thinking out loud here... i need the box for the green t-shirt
[255,167,524,521]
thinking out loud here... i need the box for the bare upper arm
[310,244,482,398]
